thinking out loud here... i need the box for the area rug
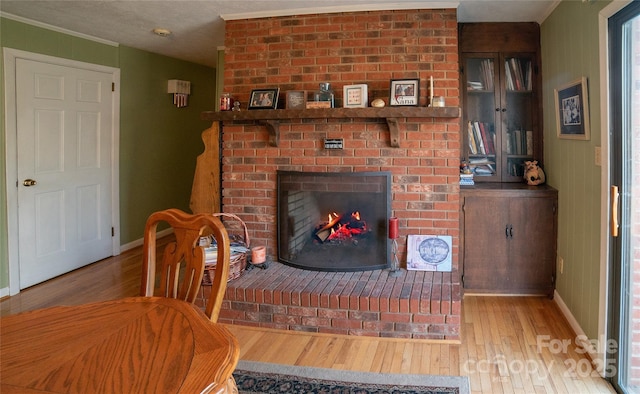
[233,360,470,394]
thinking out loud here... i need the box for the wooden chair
[140,208,231,321]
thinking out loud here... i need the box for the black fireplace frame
[276,170,391,272]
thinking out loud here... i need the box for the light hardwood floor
[0,242,615,394]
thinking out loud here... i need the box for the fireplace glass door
[277,171,391,271]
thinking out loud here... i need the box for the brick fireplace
[210,8,462,339]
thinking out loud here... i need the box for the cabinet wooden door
[463,196,510,291]
[462,192,557,296]
[507,196,556,295]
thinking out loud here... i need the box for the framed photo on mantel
[343,84,368,108]
[248,88,279,110]
[286,90,306,109]
[389,79,419,106]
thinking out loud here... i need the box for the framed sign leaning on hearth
[407,235,452,272]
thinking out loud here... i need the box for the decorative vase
[314,83,334,108]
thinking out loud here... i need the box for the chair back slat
[140,208,231,321]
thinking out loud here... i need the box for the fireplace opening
[277,171,391,271]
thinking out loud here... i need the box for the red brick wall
[221,8,460,269]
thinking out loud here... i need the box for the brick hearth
[212,263,460,340]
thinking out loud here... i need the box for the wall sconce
[167,79,190,108]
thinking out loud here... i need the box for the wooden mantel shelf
[201,106,460,147]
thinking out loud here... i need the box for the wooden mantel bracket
[201,107,460,148]
[386,118,400,148]
[259,120,280,147]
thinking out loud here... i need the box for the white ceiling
[0,1,559,68]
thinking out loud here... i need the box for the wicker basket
[201,213,249,284]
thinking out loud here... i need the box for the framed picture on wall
[389,79,419,106]
[555,77,590,140]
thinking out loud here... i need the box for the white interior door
[15,58,115,289]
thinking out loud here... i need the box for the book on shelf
[505,63,514,90]
[526,130,533,156]
[468,121,496,156]
[468,157,495,164]
[473,166,495,176]
[506,129,532,156]
[467,121,478,154]
[478,122,495,155]
[481,59,494,91]
[505,58,531,92]
[460,173,475,185]
[468,59,495,91]
[512,58,523,90]
[468,157,496,176]
[508,161,526,177]
[473,122,486,154]
[467,81,483,90]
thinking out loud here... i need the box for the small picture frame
[286,90,306,109]
[248,88,280,110]
[343,84,368,108]
[555,77,590,140]
[389,79,419,106]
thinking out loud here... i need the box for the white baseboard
[1,229,174,298]
[119,228,174,253]
[553,290,587,338]
[553,290,603,375]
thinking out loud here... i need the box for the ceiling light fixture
[152,28,172,37]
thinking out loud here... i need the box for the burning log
[315,229,332,243]
[314,213,342,242]
[314,211,367,243]
[316,213,343,233]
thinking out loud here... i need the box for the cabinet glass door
[502,54,536,182]
[464,55,500,181]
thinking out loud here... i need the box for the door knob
[23,179,37,187]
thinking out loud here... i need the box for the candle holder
[388,217,402,277]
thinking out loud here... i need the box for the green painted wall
[541,0,611,339]
[118,47,215,243]
[1,17,216,290]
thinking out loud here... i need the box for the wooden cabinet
[460,184,558,297]
[458,23,554,296]
[459,22,542,182]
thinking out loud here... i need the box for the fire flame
[316,210,367,243]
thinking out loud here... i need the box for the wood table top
[0,296,239,394]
